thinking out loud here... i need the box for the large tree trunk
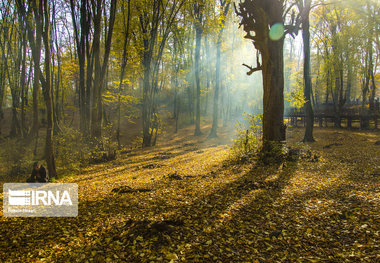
[262,39,286,144]
[236,0,289,151]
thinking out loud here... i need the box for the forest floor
[0,125,379,262]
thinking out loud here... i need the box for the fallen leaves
[0,127,379,262]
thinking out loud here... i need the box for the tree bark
[262,39,286,143]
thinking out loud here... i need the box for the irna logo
[8,189,73,206]
[3,183,78,217]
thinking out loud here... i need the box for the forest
[0,0,379,262]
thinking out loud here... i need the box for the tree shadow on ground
[42,160,298,262]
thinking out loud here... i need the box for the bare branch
[243,59,262,76]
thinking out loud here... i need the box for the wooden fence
[285,106,380,129]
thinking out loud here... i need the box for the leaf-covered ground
[1,126,379,262]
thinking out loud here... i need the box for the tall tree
[209,0,230,138]
[18,0,43,142]
[193,1,204,136]
[41,0,57,177]
[90,0,117,139]
[70,0,91,135]
[17,0,57,177]
[138,0,185,147]
[116,0,132,148]
[298,0,315,142]
[4,7,22,137]
[235,0,300,149]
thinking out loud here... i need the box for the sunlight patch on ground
[282,171,344,197]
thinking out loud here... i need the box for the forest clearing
[1,126,379,262]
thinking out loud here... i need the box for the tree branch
[243,63,262,75]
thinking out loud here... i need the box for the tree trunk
[0,52,5,129]
[369,69,376,110]
[90,0,117,139]
[142,57,153,147]
[139,0,185,147]
[85,36,93,134]
[90,1,102,139]
[42,0,57,178]
[346,62,352,103]
[262,39,286,145]
[141,8,157,147]
[20,22,28,137]
[209,0,229,138]
[10,87,21,137]
[117,0,131,148]
[301,1,315,142]
[22,0,43,138]
[194,23,202,136]
[209,33,221,138]
[70,0,88,134]
[204,36,210,115]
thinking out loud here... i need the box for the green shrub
[230,113,262,161]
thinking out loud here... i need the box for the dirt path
[0,126,379,262]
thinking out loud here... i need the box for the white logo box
[3,183,78,217]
